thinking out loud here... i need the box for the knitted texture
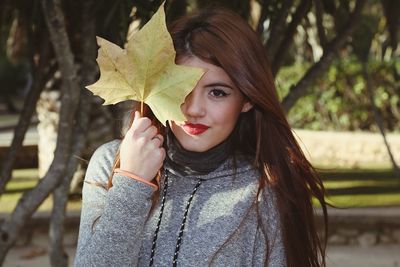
[74,140,286,266]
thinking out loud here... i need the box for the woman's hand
[119,111,165,181]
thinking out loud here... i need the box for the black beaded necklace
[149,169,204,267]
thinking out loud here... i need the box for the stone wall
[328,226,400,246]
[294,129,400,168]
[316,207,400,246]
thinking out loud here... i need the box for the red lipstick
[182,123,210,135]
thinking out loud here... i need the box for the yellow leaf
[86,2,204,125]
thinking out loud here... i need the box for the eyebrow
[204,82,234,90]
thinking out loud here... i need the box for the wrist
[114,168,158,190]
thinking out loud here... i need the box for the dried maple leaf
[86,3,204,125]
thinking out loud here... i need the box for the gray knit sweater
[74,140,286,266]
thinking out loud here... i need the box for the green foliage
[273,0,400,132]
[281,57,400,132]
[0,0,398,132]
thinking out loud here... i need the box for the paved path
[3,244,400,267]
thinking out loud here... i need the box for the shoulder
[229,156,281,223]
[232,155,261,185]
[91,139,121,165]
[85,139,121,184]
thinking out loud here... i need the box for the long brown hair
[168,8,328,267]
[110,7,328,267]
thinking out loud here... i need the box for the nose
[181,89,206,118]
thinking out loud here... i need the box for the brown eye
[210,89,229,97]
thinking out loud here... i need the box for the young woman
[74,8,328,267]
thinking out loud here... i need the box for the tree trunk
[48,0,97,265]
[49,174,69,267]
[0,39,48,195]
[0,0,81,263]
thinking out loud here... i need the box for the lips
[182,123,210,135]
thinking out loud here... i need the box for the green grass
[323,179,397,189]
[0,167,399,213]
[318,167,400,208]
[0,114,19,127]
[325,193,400,207]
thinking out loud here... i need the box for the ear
[241,101,254,113]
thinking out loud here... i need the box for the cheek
[211,102,243,127]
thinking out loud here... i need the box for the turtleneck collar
[165,126,232,177]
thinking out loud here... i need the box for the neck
[165,128,231,176]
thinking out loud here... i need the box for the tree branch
[382,0,400,51]
[48,1,97,265]
[0,40,47,195]
[166,0,187,23]
[282,0,366,113]
[0,0,81,263]
[314,0,327,48]
[271,0,311,75]
[362,63,400,176]
[49,172,69,267]
[256,0,269,36]
[265,0,294,59]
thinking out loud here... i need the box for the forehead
[177,56,235,87]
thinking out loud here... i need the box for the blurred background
[0,0,399,266]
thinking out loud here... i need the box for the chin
[179,140,211,153]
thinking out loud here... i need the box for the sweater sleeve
[252,187,286,266]
[73,140,156,267]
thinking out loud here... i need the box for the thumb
[134,110,141,120]
[130,111,141,131]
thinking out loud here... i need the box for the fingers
[142,125,158,138]
[120,110,166,180]
[156,147,166,166]
[134,110,140,120]
[131,110,164,143]
[150,134,164,148]
[129,111,152,134]
[131,111,141,129]
[126,112,165,148]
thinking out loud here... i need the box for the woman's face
[170,56,253,152]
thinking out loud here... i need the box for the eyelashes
[209,88,230,98]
